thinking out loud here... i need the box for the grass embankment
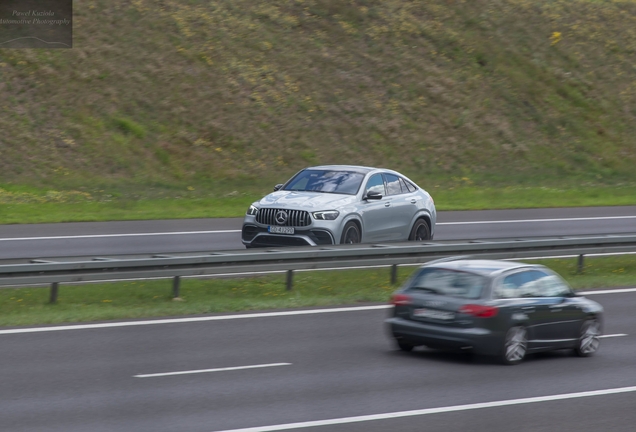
[1,256,634,327]
[1,0,636,224]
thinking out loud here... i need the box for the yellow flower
[550,32,562,46]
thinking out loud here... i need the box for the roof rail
[423,255,472,265]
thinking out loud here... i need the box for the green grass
[0,196,257,224]
[0,183,634,224]
[1,255,633,327]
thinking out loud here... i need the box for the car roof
[425,259,540,277]
[306,165,379,174]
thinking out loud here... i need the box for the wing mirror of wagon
[273,184,283,191]
[365,191,383,200]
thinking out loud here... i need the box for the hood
[258,191,356,210]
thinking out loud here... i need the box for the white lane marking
[0,305,391,335]
[134,363,291,378]
[584,288,636,295]
[438,215,636,225]
[0,290,635,335]
[0,214,634,241]
[0,230,241,242]
[506,252,636,261]
[210,385,636,432]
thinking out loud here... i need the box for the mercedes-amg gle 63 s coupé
[242,165,436,248]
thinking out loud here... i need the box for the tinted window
[385,174,402,195]
[365,174,386,196]
[399,178,411,193]
[405,268,487,299]
[284,170,364,195]
[495,270,552,299]
[535,275,572,297]
[404,179,417,192]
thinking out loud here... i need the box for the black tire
[501,326,527,365]
[574,318,601,357]
[396,340,414,352]
[340,221,361,244]
[408,219,431,241]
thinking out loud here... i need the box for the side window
[402,178,417,193]
[384,174,403,195]
[404,180,417,192]
[495,270,548,299]
[365,174,386,196]
[536,274,572,297]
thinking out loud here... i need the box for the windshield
[283,170,364,195]
[405,268,487,299]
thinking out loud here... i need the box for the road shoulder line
[210,385,636,432]
[1,287,635,334]
[0,305,391,335]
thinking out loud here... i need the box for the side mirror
[273,184,283,191]
[365,191,383,200]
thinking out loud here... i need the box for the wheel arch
[339,217,363,244]
[409,212,433,239]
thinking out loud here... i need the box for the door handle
[521,306,535,312]
[385,202,391,207]
[549,305,562,312]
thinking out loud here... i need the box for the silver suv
[241,165,436,247]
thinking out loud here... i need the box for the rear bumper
[386,317,502,355]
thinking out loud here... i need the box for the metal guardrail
[1,234,636,302]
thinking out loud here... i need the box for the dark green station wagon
[386,258,603,365]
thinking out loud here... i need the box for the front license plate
[413,308,454,320]
[268,226,295,235]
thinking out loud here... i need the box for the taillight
[390,294,412,306]
[459,304,499,318]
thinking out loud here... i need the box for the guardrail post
[50,282,59,304]
[172,276,181,298]
[286,270,293,291]
[577,254,585,274]
[390,264,398,285]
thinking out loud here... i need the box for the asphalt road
[1,290,635,432]
[0,206,634,259]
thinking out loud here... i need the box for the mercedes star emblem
[275,210,288,225]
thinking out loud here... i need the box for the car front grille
[256,208,311,227]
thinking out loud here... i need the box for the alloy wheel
[409,220,431,241]
[414,224,430,241]
[503,326,527,365]
[343,226,360,244]
[576,319,601,357]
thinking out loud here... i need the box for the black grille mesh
[256,208,311,227]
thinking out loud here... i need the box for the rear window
[405,268,487,299]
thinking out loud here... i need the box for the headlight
[312,210,340,220]
[246,205,259,216]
